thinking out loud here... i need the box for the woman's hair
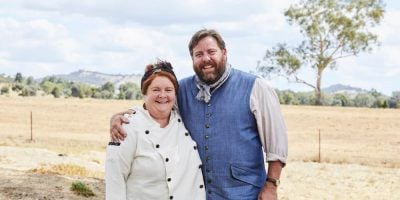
[141,61,178,95]
[188,28,226,57]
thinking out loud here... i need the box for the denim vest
[178,69,266,200]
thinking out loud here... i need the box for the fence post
[30,111,33,142]
[318,129,321,163]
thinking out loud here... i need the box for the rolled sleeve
[250,78,288,164]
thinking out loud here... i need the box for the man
[110,29,288,200]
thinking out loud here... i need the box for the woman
[106,61,205,200]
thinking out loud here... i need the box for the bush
[70,181,95,197]
[20,86,37,96]
[1,86,9,94]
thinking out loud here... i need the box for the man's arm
[258,161,283,200]
[250,78,288,200]
[110,109,135,141]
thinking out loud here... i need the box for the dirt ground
[0,146,399,199]
[0,168,104,200]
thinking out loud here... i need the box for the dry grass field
[0,96,399,199]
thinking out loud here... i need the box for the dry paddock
[0,96,399,199]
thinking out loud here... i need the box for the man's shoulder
[230,68,257,83]
[178,75,195,86]
[232,68,256,78]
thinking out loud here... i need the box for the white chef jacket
[106,106,205,200]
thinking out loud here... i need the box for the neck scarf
[195,64,231,103]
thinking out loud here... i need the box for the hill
[322,83,367,94]
[40,70,142,87]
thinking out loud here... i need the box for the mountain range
[43,70,368,94]
[44,70,142,88]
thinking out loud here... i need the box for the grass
[30,164,103,178]
[70,181,95,197]
[0,96,399,168]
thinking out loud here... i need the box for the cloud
[0,0,398,95]
[19,0,272,25]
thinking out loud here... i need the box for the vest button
[205,124,210,128]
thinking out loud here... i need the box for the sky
[0,0,399,95]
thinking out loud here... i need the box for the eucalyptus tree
[258,0,385,105]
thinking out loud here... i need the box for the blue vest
[178,68,266,200]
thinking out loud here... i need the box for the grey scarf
[196,64,232,103]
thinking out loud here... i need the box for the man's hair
[188,29,226,57]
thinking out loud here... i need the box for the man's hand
[109,110,135,141]
[258,160,283,200]
[258,182,277,200]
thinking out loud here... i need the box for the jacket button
[167,178,171,182]
[185,132,189,136]
[145,130,149,134]
[165,158,169,162]
[178,118,181,122]
[193,146,197,150]
[156,144,160,148]
[170,196,173,199]
[200,185,204,188]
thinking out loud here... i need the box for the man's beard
[194,58,226,85]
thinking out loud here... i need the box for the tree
[331,93,353,107]
[15,72,23,83]
[96,82,115,99]
[51,86,62,98]
[26,76,35,85]
[70,83,93,98]
[257,0,385,105]
[354,93,375,107]
[40,81,56,94]
[118,82,141,100]
[389,91,400,108]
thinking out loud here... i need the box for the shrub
[70,181,95,197]
[1,86,9,94]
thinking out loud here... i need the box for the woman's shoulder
[121,106,148,132]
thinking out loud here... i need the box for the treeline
[1,73,399,108]
[0,73,142,100]
[275,89,400,109]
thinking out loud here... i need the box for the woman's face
[144,76,176,116]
